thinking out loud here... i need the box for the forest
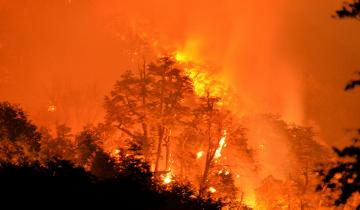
[0,0,359,210]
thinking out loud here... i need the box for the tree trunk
[154,126,164,173]
[165,131,171,171]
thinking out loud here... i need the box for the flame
[163,172,173,184]
[196,151,204,159]
[214,130,227,159]
[208,186,217,193]
[48,105,56,112]
[174,41,227,99]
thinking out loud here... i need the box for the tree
[75,125,102,167]
[104,61,153,160]
[105,57,193,173]
[316,3,360,209]
[40,124,75,162]
[147,57,193,173]
[192,91,230,197]
[0,102,41,164]
[317,77,360,209]
[317,139,360,209]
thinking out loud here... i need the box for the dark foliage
[345,72,360,91]
[0,102,41,151]
[336,0,360,19]
[317,140,360,208]
[0,151,223,210]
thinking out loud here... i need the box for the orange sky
[0,0,359,146]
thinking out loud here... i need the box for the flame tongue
[214,130,227,159]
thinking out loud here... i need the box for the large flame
[214,130,227,159]
[174,48,227,99]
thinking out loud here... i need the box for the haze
[0,0,359,146]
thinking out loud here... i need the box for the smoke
[0,0,360,144]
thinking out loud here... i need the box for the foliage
[40,124,75,161]
[0,149,223,209]
[0,102,41,164]
[336,0,360,19]
[317,139,360,208]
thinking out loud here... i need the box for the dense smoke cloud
[0,0,359,146]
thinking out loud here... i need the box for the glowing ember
[163,172,173,184]
[114,149,120,154]
[225,171,230,175]
[214,130,227,159]
[196,151,204,159]
[208,186,217,193]
[47,105,56,112]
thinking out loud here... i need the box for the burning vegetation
[0,0,359,209]
[0,52,358,209]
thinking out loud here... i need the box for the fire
[196,151,204,159]
[162,171,173,184]
[243,194,257,209]
[47,105,56,112]
[175,51,188,62]
[163,173,172,184]
[174,46,227,99]
[214,130,227,159]
[208,186,217,193]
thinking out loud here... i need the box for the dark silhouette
[317,140,360,209]
[0,142,223,209]
[0,102,41,163]
[345,72,360,91]
[317,78,360,209]
[336,0,360,19]
[317,4,360,209]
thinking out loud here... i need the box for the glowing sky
[0,0,359,146]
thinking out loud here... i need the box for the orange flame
[214,130,227,159]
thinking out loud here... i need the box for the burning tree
[191,91,231,197]
[105,56,194,175]
[147,57,193,173]
[104,65,152,159]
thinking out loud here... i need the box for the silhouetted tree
[317,139,359,209]
[317,76,360,209]
[0,102,41,164]
[147,57,193,173]
[40,124,75,161]
[192,91,229,197]
[75,125,102,167]
[105,57,193,173]
[104,63,152,158]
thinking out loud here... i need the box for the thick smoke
[0,0,359,144]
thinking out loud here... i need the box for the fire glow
[214,130,227,159]
[1,1,355,209]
